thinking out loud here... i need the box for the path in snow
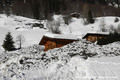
[88,57,120,80]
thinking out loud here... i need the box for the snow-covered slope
[0,14,47,48]
[61,16,120,37]
[0,14,120,80]
[0,40,120,80]
[0,14,120,49]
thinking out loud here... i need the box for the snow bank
[0,40,119,80]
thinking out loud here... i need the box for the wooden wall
[44,40,76,51]
[40,36,77,51]
[86,35,107,42]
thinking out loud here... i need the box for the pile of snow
[46,40,120,59]
[0,46,4,53]
[0,40,120,80]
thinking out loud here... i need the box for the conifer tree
[2,32,15,51]
[33,3,40,19]
[87,10,94,24]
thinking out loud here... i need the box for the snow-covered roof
[83,32,109,39]
[70,12,80,15]
[87,31,109,35]
[44,33,78,40]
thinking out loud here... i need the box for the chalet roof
[87,31,109,35]
[83,32,109,39]
[70,12,80,15]
[44,33,79,40]
[39,33,79,45]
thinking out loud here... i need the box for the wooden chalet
[83,32,109,42]
[39,34,78,51]
[70,12,80,18]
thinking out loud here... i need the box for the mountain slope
[0,14,47,48]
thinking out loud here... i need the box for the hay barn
[83,32,109,42]
[39,34,78,51]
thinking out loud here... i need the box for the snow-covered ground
[0,14,120,49]
[0,14,120,80]
[87,56,120,80]
[0,14,47,50]
[60,16,120,38]
[0,40,120,80]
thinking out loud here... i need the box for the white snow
[87,56,120,80]
[0,14,47,48]
[0,40,119,80]
[61,16,120,37]
[87,31,109,35]
[0,14,120,48]
[44,33,78,40]
[0,14,120,80]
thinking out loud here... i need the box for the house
[39,33,78,51]
[70,12,80,18]
[82,32,109,42]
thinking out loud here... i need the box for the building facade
[39,34,78,51]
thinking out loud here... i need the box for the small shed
[70,12,80,18]
[83,32,109,42]
[39,33,78,51]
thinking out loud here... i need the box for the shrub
[114,17,119,23]
[99,18,107,32]
[46,20,61,34]
[109,24,115,33]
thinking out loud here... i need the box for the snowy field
[87,56,120,80]
[0,14,47,50]
[0,14,120,80]
[0,40,120,80]
[0,14,120,50]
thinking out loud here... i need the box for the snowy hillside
[0,14,47,49]
[0,40,120,80]
[0,14,120,50]
[0,14,120,80]
[61,16,120,36]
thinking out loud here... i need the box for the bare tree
[52,21,61,34]
[109,24,115,33]
[46,20,52,32]
[99,18,107,32]
[117,23,120,33]
[82,3,89,25]
[46,20,61,34]
[16,34,25,49]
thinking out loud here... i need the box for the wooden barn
[70,12,80,18]
[83,32,109,42]
[39,34,78,51]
